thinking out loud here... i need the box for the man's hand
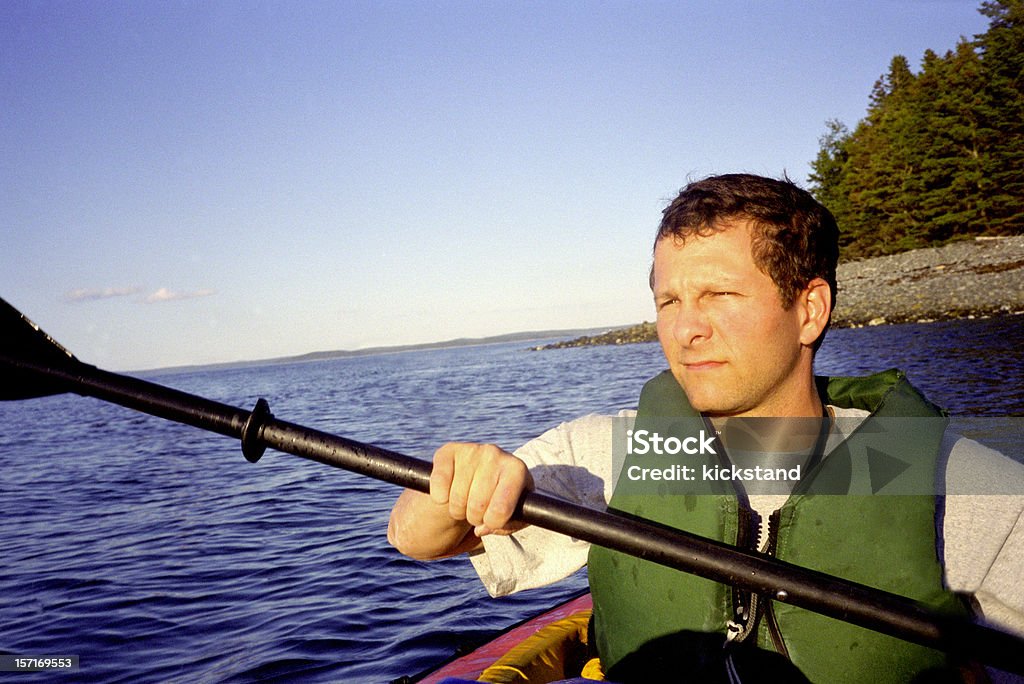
[387,443,533,560]
[429,442,534,537]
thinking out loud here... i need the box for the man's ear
[798,278,832,347]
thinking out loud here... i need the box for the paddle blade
[0,297,78,400]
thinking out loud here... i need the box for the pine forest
[809,0,1024,259]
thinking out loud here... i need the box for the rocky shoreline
[535,236,1024,350]
[832,235,1024,327]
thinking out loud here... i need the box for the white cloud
[144,287,216,303]
[65,286,143,302]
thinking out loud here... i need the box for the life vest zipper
[726,509,790,659]
[761,510,790,658]
[726,505,761,644]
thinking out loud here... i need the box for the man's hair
[654,173,839,347]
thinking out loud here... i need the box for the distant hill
[276,327,613,363]
[141,325,613,375]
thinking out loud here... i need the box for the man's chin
[676,385,744,417]
[678,390,729,416]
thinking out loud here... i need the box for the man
[388,174,1024,682]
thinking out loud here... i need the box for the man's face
[652,221,815,418]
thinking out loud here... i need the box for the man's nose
[672,299,712,347]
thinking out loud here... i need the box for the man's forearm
[387,489,482,560]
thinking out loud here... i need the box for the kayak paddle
[1,295,1022,675]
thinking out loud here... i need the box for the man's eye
[656,298,678,310]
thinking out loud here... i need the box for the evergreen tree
[809,0,1023,258]
[808,119,851,224]
[915,43,990,242]
[976,0,1024,233]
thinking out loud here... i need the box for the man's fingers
[429,445,456,505]
[464,448,509,527]
[447,447,480,521]
[480,458,531,531]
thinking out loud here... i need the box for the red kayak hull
[418,593,593,682]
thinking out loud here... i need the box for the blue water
[1,316,1022,683]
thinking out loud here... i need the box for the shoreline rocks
[535,236,1024,350]
[531,321,657,350]
[832,235,1024,327]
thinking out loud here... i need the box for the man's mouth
[683,360,725,371]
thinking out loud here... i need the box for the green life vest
[588,369,970,683]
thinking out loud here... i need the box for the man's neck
[707,385,829,454]
[711,413,829,455]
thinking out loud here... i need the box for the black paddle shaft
[3,352,1023,675]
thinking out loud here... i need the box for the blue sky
[2,1,991,370]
